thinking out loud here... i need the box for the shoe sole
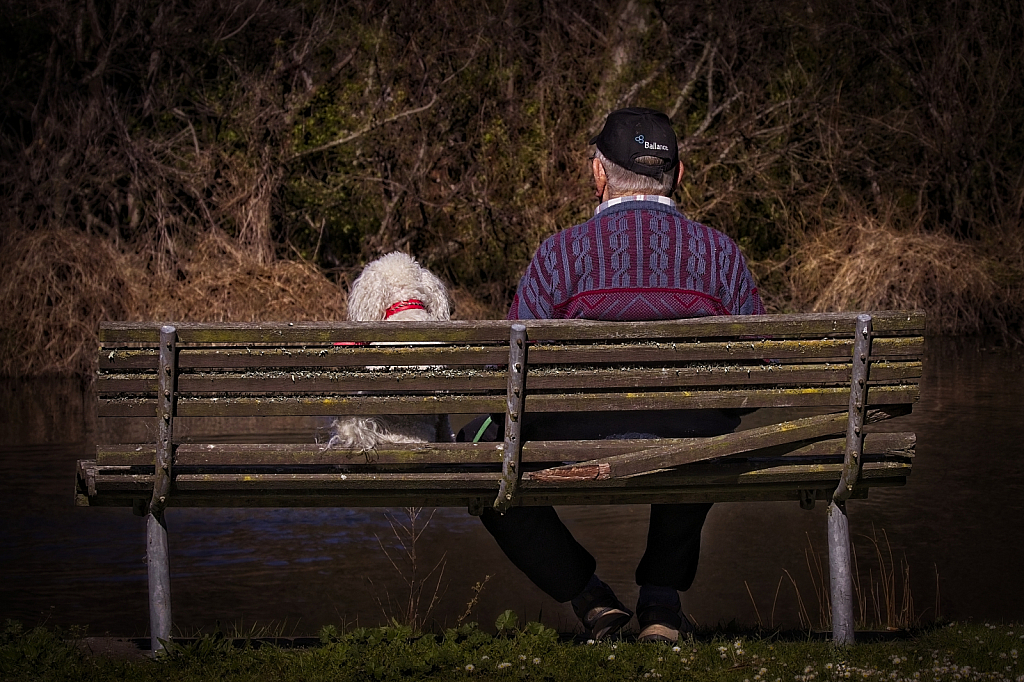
[590,608,632,640]
[637,622,678,643]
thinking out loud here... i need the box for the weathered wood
[98,346,508,371]
[95,431,914,467]
[529,410,911,481]
[97,383,919,418]
[96,360,923,396]
[82,310,923,652]
[98,310,925,344]
[97,336,924,374]
[523,336,922,365]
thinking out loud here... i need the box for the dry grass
[786,210,1021,337]
[0,229,346,377]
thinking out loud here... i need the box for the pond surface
[1,337,1022,636]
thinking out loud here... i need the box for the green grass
[3,619,1022,682]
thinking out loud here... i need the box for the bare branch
[289,91,439,160]
[668,42,714,120]
[216,0,266,44]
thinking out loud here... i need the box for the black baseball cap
[589,107,679,178]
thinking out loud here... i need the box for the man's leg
[634,502,713,642]
[479,505,595,602]
[479,506,631,639]
[636,502,713,590]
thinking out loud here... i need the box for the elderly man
[471,108,765,642]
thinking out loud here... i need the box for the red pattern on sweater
[509,199,764,321]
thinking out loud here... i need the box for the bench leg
[147,511,172,654]
[827,500,854,645]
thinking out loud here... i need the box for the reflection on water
[1,337,1022,636]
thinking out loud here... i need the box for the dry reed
[0,229,347,377]
[765,529,924,632]
[786,210,1017,337]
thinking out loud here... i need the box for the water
[1,337,1022,636]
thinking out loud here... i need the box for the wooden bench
[76,310,924,649]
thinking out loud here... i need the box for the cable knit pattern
[509,198,765,321]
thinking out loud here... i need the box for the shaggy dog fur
[328,252,454,450]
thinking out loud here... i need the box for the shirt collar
[594,194,676,216]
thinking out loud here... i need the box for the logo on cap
[634,134,668,151]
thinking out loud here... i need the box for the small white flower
[519,655,526,660]
[481,656,490,660]
[608,654,616,661]
[498,662,511,669]
[587,639,596,645]
[533,657,541,665]
[672,646,681,652]
[465,664,475,672]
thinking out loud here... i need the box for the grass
[3,619,1023,682]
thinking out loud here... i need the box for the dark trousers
[461,411,734,604]
[480,502,713,603]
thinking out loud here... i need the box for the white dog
[328,252,454,450]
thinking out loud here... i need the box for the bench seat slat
[77,486,882,508]
[82,459,909,499]
[94,431,916,467]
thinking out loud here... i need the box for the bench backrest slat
[95,311,924,443]
[97,310,925,344]
[96,359,921,395]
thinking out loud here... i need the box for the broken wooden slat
[529,410,912,481]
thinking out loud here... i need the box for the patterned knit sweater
[509,196,765,321]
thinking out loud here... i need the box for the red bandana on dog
[383,299,427,319]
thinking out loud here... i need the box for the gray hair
[594,148,677,197]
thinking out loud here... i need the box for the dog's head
[347,252,452,321]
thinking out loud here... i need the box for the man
[473,108,765,642]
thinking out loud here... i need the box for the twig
[289,92,439,159]
[744,581,763,628]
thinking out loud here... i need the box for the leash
[472,416,493,443]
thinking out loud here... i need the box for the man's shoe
[637,603,694,643]
[571,582,633,641]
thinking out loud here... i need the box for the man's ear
[592,156,608,200]
[675,162,685,189]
